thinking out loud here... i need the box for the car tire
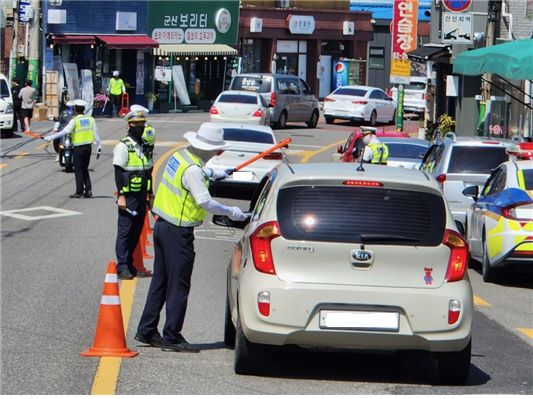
[275,111,287,129]
[224,296,236,348]
[390,110,396,124]
[325,116,335,125]
[482,239,500,283]
[65,156,74,173]
[369,110,377,126]
[438,339,471,385]
[1,124,14,139]
[306,110,319,128]
[234,317,265,375]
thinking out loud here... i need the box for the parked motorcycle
[58,133,74,173]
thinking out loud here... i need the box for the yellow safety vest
[120,138,151,193]
[71,115,95,146]
[368,142,389,164]
[109,78,125,95]
[152,149,208,227]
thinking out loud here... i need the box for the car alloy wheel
[306,110,319,128]
[276,111,288,129]
[370,110,377,126]
[481,238,500,283]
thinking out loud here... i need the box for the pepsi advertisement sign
[332,61,348,90]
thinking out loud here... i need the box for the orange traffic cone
[143,215,153,246]
[81,262,138,358]
[133,239,152,277]
[140,224,153,259]
[144,210,153,236]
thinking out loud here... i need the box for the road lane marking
[473,295,492,306]
[90,144,185,395]
[15,152,28,159]
[0,206,82,220]
[0,163,6,169]
[295,140,345,163]
[517,328,533,340]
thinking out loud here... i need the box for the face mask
[363,135,372,145]
[128,125,144,143]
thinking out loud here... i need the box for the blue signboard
[332,61,348,90]
[19,0,32,23]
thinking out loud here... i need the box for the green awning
[453,39,533,80]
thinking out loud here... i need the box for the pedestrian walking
[113,105,154,280]
[107,71,125,117]
[18,80,37,132]
[135,122,247,353]
[42,100,102,198]
[10,78,23,132]
[361,128,389,165]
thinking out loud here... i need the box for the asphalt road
[1,112,532,395]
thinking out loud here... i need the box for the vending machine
[332,59,365,91]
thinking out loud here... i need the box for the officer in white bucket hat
[136,122,246,353]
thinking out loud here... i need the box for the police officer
[361,128,389,165]
[113,106,154,280]
[107,71,126,117]
[135,123,246,352]
[129,104,156,162]
[43,99,102,198]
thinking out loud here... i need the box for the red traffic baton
[226,138,291,175]
[22,130,43,139]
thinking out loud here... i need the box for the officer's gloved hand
[204,168,229,180]
[229,207,247,221]
[43,136,52,142]
[97,147,103,155]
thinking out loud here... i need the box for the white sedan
[210,91,272,126]
[206,123,286,200]
[324,85,397,126]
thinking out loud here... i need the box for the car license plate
[231,171,253,181]
[335,111,349,116]
[319,310,399,331]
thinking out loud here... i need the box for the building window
[369,47,385,69]
[242,39,262,73]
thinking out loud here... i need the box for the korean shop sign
[148,0,239,44]
[390,0,419,84]
[286,15,315,34]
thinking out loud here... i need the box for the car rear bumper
[238,277,473,353]
[324,113,364,122]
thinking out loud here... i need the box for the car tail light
[352,100,368,105]
[253,109,264,117]
[443,230,469,283]
[435,174,446,188]
[324,97,336,102]
[502,201,533,221]
[448,300,461,324]
[506,142,533,159]
[215,150,225,156]
[343,180,383,187]
[210,106,219,115]
[269,92,277,107]
[257,291,270,317]
[250,221,280,275]
[263,152,283,160]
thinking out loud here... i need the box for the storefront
[237,6,373,99]
[147,0,240,112]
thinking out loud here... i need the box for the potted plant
[145,92,157,111]
[92,93,108,116]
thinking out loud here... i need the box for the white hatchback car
[0,73,15,138]
[215,163,473,385]
[323,85,397,126]
[210,91,272,126]
[206,123,286,200]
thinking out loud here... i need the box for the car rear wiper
[358,234,420,243]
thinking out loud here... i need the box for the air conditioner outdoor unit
[277,0,290,8]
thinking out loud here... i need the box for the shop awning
[407,44,451,62]
[153,44,238,56]
[52,34,95,44]
[95,35,159,49]
[453,39,533,80]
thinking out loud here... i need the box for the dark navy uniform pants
[73,144,92,194]
[115,193,147,275]
[137,217,196,344]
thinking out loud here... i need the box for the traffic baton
[226,138,291,176]
[22,130,43,139]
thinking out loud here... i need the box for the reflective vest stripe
[158,177,183,197]
[71,115,95,146]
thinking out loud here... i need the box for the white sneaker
[54,154,59,162]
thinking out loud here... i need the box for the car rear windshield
[231,77,272,93]
[448,146,508,174]
[218,94,257,104]
[333,88,367,97]
[222,128,275,144]
[277,186,446,246]
[386,143,428,159]
[521,169,533,190]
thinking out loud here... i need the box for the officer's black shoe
[84,191,92,198]
[69,193,84,199]
[117,270,135,280]
[135,271,150,278]
[134,332,163,348]
[161,335,200,353]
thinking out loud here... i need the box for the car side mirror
[462,186,479,200]
[337,145,343,154]
[212,214,251,230]
[310,88,315,95]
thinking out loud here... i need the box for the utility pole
[9,0,19,82]
[482,1,501,102]
[26,0,40,90]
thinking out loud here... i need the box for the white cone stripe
[105,274,118,283]
[101,295,121,305]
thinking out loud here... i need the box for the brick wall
[500,0,533,40]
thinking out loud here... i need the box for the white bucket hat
[113,71,120,77]
[184,123,231,151]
